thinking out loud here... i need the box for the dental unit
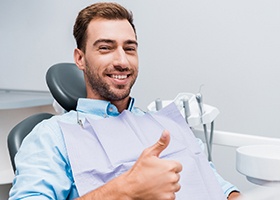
[148,92,280,191]
[148,92,219,161]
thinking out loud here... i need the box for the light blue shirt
[9,98,238,199]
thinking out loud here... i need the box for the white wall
[1,0,280,195]
[1,0,279,137]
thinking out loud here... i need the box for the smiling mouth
[109,74,129,80]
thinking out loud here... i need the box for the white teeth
[111,75,127,79]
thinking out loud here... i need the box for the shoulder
[12,111,79,199]
[33,111,77,133]
[20,111,78,155]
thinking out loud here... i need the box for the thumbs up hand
[123,130,182,200]
[148,129,171,156]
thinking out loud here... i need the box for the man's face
[81,18,138,101]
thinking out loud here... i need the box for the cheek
[93,55,113,69]
[85,57,105,72]
[129,56,139,70]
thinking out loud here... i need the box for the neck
[87,92,131,113]
[110,97,131,113]
[86,87,131,112]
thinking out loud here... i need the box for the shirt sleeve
[196,138,240,197]
[8,117,77,200]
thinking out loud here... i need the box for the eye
[124,46,137,53]
[125,47,135,51]
[98,45,112,52]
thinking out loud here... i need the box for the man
[9,2,240,199]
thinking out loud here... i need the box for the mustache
[106,65,132,73]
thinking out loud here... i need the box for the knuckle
[142,148,149,154]
[141,147,151,156]
[170,173,179,183]
[176,161,183,171]
[161,193,175,200]
[166,193,176,200]
[175,183,181,192]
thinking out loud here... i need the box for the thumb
[149,130,170,157]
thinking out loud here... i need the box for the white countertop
[0,89,53,110]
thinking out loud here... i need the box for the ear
[74,48,86,71]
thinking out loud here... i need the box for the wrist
[228,191,241,199]
[114,172,134,200]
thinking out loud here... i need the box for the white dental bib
[59,103,226,199]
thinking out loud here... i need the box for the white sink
[236,144,280,185]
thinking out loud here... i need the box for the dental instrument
[147,92,219,161]
[155,98,163,111]
[182,97,191,124]
[196,93,212,161]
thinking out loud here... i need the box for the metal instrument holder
[147,93,220,161]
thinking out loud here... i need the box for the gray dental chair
[46,62,86,111]
[7,113,54,171]
[7,62,86,172]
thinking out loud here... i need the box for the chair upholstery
[7,113,53,172]
[8,62,85,172]
[46,63,86,112]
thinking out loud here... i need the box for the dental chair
[46,62,86,112]
[7,62,85,172]
[7,113,54,171]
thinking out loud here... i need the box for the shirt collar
[76,97,135,117]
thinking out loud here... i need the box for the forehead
[87,18,136,43]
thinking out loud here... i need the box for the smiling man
[74,17,139,111]
[9,2,240,200]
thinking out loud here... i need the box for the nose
[113,47,129,69]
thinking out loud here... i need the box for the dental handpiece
[182,97,191,122]
[196,93,212,161]
[155,98,163,111]
[195,93,204,116]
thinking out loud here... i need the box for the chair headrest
[46,63,86,111]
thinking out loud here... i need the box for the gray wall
[1,0,279,138]
[1,0,280,194]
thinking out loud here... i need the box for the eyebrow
[93,39,138,47]
[124,40,138,47]
[93,39,115,46]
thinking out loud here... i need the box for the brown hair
[73,2,136,52]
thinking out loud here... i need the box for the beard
[84,61,137,101]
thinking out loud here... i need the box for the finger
[149,130,170,157]
[169,171,181,183]
[175,173,180,183]
[174,161,183,173]
[174,182,181,192]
